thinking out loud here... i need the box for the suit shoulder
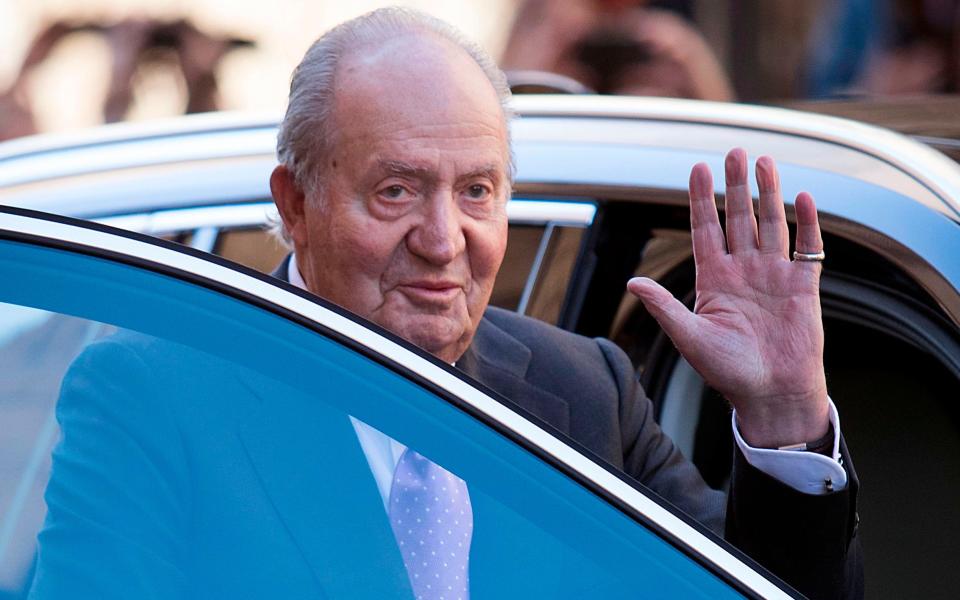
[482,306,590,346]
[68,330,237,401]
[481,307,626,374]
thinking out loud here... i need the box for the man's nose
[406,193,466,265]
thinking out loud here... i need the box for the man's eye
[465,184,490,200]
[381,185,407,200]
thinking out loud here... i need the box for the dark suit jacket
[30,258,862,599]
[461,305,863,600]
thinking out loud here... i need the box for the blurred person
[0,22,77,141]
[859,0,960,94]
[806,0,960,97]
[0,90,36,142]
[805,0,889,97]
[501,0,734,99]
[0,18,251,139]
[102,18,253,121]
[31,8,860,600]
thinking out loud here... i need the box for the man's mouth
[396,281,463,304]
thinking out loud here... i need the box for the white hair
[271,7,514,244]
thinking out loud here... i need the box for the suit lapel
[458,316,570,434]
[236,371,413,598]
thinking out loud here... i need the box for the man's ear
[270,165,307,247]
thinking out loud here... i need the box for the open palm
[628,149,829,448]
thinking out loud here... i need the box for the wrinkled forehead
[327,34,510,168]
[336,33,501,106]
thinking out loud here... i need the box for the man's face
[289,35,510,363]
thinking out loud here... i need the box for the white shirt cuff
[731,398,848,495]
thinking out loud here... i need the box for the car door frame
[0,204,797,599]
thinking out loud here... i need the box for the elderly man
[31,7,860,600]
[267,6,860,599]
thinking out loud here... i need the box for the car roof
[784,96,960,164]
[2,95,959,220]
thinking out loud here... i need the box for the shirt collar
[288,252,308,291]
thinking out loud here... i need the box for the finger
[794,192,824,267]
[689,162,726,263]
[627,277,699,350]
[723,148,759,254]
[756,155,790,258]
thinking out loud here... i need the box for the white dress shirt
[288,253,846,497]
[348,417,407,511]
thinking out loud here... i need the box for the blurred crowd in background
[1,0,959,142]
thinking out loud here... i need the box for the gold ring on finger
[793,250,826,262]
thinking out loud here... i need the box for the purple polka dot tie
[388,449,473,600]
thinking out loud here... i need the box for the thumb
[626,277,699,350]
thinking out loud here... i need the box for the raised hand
[628,148,829,448]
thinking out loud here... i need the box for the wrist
[776,421,835,456]
[733,390,830,449]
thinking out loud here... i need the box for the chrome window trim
[0,210,790,599]
[507,199,596,226]
[189,227,219,253]
[516,223,555,316]
[913,135,960,152]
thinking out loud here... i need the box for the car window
[523,225,585,324]
[213,227,288,275]
[0,221,766,599]
[489,224,544,311]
